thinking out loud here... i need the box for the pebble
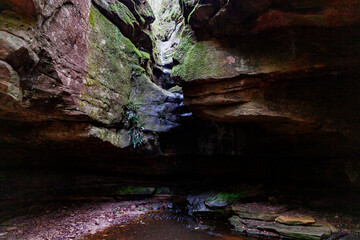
[130,205,136,211]
[7,227,17,231]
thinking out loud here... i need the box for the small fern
[123,100,143,148]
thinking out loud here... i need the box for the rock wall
[172,0,360,183]
[0,0,182,152]
[0,0,359,201]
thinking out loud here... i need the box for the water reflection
[84,211,258,240]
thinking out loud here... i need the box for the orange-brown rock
[173,0,360,157]
[275,215,316,225]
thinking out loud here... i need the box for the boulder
[186,193,215,214]
[275,215,316,225]
[231,216,338,240]
[205,186,262,208]
[231,202,287,221]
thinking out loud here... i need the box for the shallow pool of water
[83,211,259,240]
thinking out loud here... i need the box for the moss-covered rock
[116,186,156,195]
[88,126,131,148]
[130,74,181,132]
[92,0,139,37]
[150,0,182,41]
[205,192,244,208]
[94,0,139,27]
[205,185,263,208]
[80,5,142,125]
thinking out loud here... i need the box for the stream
[83,211,260,240]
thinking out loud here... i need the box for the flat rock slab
[231,216,338,240]
[229,216,280,238]
[232,202,287,221]
[275,215,316,225]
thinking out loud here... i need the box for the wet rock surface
[184,185,360,239]
[228,201,360,240]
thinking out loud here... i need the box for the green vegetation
[187,2,199,23]
[109,1,138,28]
[123,100,144,148]
[116,186,155,195]
[206,192,244,205]
[86,6,134,106]
[171,27,222,81]
[82,6,146,125]
[140,50,151,60]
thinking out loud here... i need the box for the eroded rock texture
[172,0,360,178]
[0,0,182,152]
[0,0,360,202]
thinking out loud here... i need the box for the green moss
[172,26,194,63]
[0,10,36,31]
[135,1,154,23]
[82,6,145,124]
[116,186,155,195]
[168,85,182,93]
[206,192,243,205]
[88,8,96,27]
[87,6,134,96]
[132,64,146,75]
[110,1,138,28]
[140,50,150,60]
[187,2,199,23]
[84,78,95,86]
[172,28,222,81]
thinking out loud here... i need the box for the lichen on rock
[81,5,139,124]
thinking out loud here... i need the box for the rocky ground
[229,202,360,240]
[0,198,171,240]
[185,185,360,240]
[0,192,359,240]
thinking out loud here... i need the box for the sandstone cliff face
[0,0,181,153]
[0,0,359,192]
[173,0,360,156]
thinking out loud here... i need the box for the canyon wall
[0,0,183,154]
[0,0,359,201]
[172,0,360,184]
